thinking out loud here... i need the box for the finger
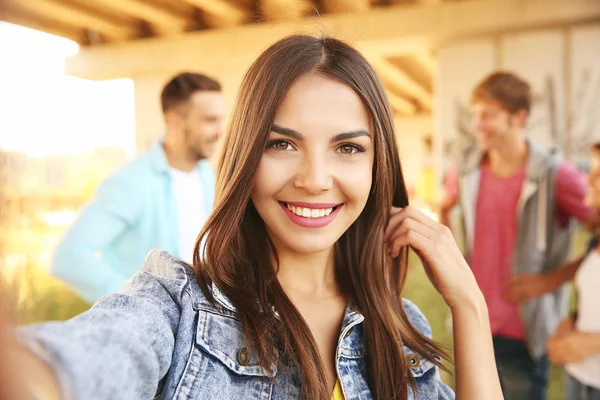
[384,207,403,235]
[385,212,404,241]
[389,229,434,260]
[385,206,437,240]
[388,216,437,246]
[390,206,403,216]
[385,206,409,240]
[400,205,439,228]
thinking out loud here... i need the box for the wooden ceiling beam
[65,0,600,79]
[320,0,371,13]
[18,0,136,41]
[0,3,83,43]
[259,0,312,21]
[412,49,437,78]
[84,0,190,35]
[387,92,418,115]
[366,54,433,111]
[178,0,247,27]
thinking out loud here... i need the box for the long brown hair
[193,35,448,400]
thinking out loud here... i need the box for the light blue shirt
[50,142,215,302]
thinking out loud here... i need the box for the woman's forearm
[452,295,503,400]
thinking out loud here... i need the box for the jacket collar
[461,139,560,181]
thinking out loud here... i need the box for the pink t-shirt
[444,162,593,339]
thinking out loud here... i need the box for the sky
[0,22,136,158]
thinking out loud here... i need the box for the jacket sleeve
[18,250,186,400]
[51,172,141,303]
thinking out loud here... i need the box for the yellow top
[332,380,345,400]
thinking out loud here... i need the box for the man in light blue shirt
[52,72,225,302]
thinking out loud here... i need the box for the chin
[290,239,335,255]
[264,219,347,255]
[478,137,497,152]
[275,230,339,255]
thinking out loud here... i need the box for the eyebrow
[271,124,371,143]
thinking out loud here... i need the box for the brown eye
[338,144,360,155]
[268,140,293,151]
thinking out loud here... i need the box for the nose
[293,153,333,195]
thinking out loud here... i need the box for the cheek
[252,157,293,201]
[336,159,373,203]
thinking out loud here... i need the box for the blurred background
[1,0,599,398]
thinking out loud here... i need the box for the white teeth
[284,204,337,218]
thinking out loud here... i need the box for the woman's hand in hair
[386,206,503,400]
[384,205,482,310]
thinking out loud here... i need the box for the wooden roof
[3,0,598,116]
[2,0,421,46]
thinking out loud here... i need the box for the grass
[0,259,89,325]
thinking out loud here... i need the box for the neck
[276,246,340,299]
[487,135,528,176]
[162,138,198,172]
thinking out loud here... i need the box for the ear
[512,109,529,127]
[164,109,182,130]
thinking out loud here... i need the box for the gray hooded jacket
[457,141,572,360]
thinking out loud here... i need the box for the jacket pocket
[195,309,276,377]
[173,310,275,399]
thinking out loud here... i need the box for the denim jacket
[20,250,454,400]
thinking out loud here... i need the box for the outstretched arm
[11,250,186,399]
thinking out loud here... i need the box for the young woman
[547,144,600,400]
[11,35,502,400]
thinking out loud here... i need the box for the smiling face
[471,99,527,151]
[179,91,226,160]
[251,73,374,256]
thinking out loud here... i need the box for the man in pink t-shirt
[440,72,594,400]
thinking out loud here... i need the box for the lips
[278,201,344,228]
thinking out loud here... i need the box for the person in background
[439,71,594,400]
[51,72,225,303]
[543,143,600,400]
